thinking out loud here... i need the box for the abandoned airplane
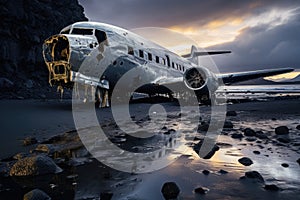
[42,21,297,105]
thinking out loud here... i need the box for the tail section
[182,45,231,65]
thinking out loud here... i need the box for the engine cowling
[183,67,218,92]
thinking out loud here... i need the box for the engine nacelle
[183,67,218,93]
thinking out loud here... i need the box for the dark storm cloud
[78,0,299,28]
[211,9,300,72]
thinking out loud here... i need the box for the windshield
[71,28,94,35]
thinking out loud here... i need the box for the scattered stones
[161,182,180,200]
[9,155,62,176]
[253,151,260,155]
[275,126,289,135]
[23,189,51,200]
[264,184,280,191]
[255,131,268,139]
[238,157,253,166]
[194,187,209,194]
[23,137,38,146]
[244,128,256,137]
[202,170,210,175]
[226,111,237,116]
[296,125,300,130]
[231,133,244,139]
[281,163,289,168]
[245,171,264,182]
[100,191,113,200]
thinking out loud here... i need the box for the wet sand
[0,98,299,199]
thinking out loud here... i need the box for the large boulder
[23,189,51,200]
[10,155,62,176]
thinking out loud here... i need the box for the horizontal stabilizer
[182,50,231,58]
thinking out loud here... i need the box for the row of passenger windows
[128,47,185,72]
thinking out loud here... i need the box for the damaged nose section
[42,35,71,86]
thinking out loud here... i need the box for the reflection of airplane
[42,21,298,103]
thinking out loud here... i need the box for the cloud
[78,0,299,28]
[210,8,300,72]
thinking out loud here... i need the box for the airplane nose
[42,35,71,85]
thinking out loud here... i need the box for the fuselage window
[182,66,185,72]
[172,62,175,68]
[139,50,144,58]
[71,28,93,35]
[148,53,153,61]
[176,63,179,70]
[95,29,108,44]
[162,58,166,65]
[128,46,134,55]
[144,52,148,60]
[156,56,159,63]
[179,65,182,71]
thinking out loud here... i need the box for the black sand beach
[0,98,300,200]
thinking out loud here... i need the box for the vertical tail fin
[188,45,199,65]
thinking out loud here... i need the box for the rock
[35,144,56,154]
[193,139,219,159]
[198,122,209,132]
[161,182,180,200]
[246,137,257,142]
[277,137,290,143]
[244,128,256,137]
[25,79,34,88]
[194,187,209,194]
[100,191,113,200]
[202,170,210,175]
[245,171,264,182]
[297,158,300,165]
[23,189,51,200]
[275,126,289,135]
[226,111,237,116]
[9,155,62,176]
[253,151,260,155]
[13,153,29,160]
[218,169,228,174]
[0,77,14,89]
[223,121,234,129]
[231,133,244,139]
[296,125,300,130]
[281,163,289,168]
[238,157,253,166]
[264,184,280,191]
[255,131,268,139]
[23,137,38,146]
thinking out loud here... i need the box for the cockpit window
[71,28,93,35]
[61,28,70,34]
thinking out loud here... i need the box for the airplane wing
[216,85,300,94]
[218,68,294,85]
[181,50,231,58]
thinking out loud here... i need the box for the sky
[78,0,300,77]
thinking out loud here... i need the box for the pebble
[281,163,289,168]
[264,184,280,191]
[194,187,209,194]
